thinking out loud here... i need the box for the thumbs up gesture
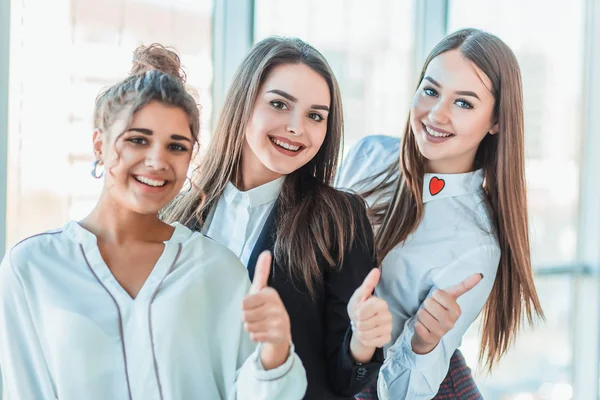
[411,273,483,355]
[242,251,292,370]
[347,268,393,363]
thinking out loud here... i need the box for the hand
[242,251,291,370]
[411,273,483,355]
[347,268,393,363]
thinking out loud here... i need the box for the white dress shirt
[203,177,284,266]
[336,135,501,400]
[0,221,307,400]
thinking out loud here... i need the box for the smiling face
[93,100,194,215]
[241,63,331,187]
[410,49,499,174]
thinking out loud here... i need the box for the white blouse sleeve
[233,341,307,400]
[0,253,56,399]
[377,244,501,400]
[335,135,401,194]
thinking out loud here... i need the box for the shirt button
[356,367,367,380]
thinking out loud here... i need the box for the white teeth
[426,126,453,138]
[271,137,301,152]
[135,176,167,187]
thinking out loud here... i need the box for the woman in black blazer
[164,36,393,399]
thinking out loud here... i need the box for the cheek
[454,113,491,140]
[306,125,327,155]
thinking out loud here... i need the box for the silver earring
[91,159,104,179]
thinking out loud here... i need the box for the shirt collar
[223,176,284,207]
[64,220,193,247]
[422,169,484,203]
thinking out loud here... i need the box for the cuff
[341,326,384,385]
[252,342,297,381]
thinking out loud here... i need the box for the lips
[134,175,167,187]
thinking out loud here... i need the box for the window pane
[7,0,213,246]
[254,0,415,153]
[448,1,585,398]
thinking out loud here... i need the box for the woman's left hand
[347,268,393,363]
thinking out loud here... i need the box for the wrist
[410,336,439,355]
[350,333,376,363]
[260,341,290,370]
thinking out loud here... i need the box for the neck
[238,141,283,191]
[425,154,477,175]
[80,191,169,244]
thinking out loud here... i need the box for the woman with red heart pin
[336,28,544,399]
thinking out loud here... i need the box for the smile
[269,136,303,152]
[134,175,167,187]
[425,125,455,138]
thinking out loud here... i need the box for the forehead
[129,101,192,135]
[425,49,494,99]
[261,63,331,106]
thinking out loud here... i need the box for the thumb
[359,268,381,302]
[446,273,483,299]
[250,251,272,294]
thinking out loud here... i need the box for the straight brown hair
[163,36,371,296]
[363,28,544,369]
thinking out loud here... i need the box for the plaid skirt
[354,349,482,400]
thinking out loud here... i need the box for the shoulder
[7,228,66,272]
[179,227,249,281]
[336,135,400,193]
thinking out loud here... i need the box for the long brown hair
[364,28,543,369]
[163,36,371,296]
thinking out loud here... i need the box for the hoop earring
[91,159,104,179]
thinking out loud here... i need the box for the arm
[378,245,500,400]
[231,251,307,400]
[323,196,385,396]
[0,253,55,399]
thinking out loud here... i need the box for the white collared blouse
[0,221,306,400]
[336,135,501,399]
[203,177,284,266]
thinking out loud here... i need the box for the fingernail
[479,273,484,279]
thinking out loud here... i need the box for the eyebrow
[267,89,330,112]
[423,76,481,100]
[127,127,192,142]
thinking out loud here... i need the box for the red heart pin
[429,177,445,196]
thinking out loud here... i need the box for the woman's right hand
[411,273,483,355]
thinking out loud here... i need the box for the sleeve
[322,195,384,396]
[233,340,307,400]
[377,245,501,400]
[0,252,56,399]
[335,135,400,193]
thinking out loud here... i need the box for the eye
[127,137,148,145]
[308,112,324,122]
[168,143,189,152]
[270,100,289,110]
[423,87,438,97]
[455,99,474,109]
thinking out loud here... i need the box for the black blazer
[246,195,383,400]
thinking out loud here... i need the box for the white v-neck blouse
[0,221,306,400]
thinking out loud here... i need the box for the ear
[92,129,105,161]
[489,122,500,135]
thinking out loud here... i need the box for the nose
[145,145,169,171]
[286,112,304,137]
[428,99,451,126]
